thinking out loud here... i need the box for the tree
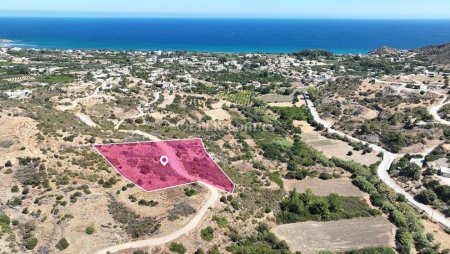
[328,193,343,213]
[309,199,330,218]
[416,189,437,205]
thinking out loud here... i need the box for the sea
[1,18,450,54]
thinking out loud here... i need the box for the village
[1,45,450,254]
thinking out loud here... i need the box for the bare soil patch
[268,102,294,107]
[158,92,175,108]
[283,178,367,197]
[205,108,231,121]
[0,114,40,163]
[272,217,396,254]
[260,94,293,103]
[422,219,450,251]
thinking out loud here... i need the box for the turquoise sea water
[1,18,450,53]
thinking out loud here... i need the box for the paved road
[375,79,450,126]
[306,96,450,229]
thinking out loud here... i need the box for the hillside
[368,46,405,56]
[414,42,450,65]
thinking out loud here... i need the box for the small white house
[4,90,32,99]
[440,167,450,178]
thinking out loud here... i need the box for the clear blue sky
[1,0,449,19]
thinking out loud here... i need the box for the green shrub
[11,185,19,193]
[212,216,228,228]
[415,189,437,205]
[319,172,333,180]
[24,237,38,250]
[169,242,187,254]
[85,226,95,235]
[56,238,70,251]
[396,228,414,253]
[0,212,10,225]
[349,247,396,254]
[200,226,214,242]
[277,189,378,223]
[184,188,198,197]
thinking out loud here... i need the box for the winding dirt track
[95,184,219,254]
[59,89,220,253]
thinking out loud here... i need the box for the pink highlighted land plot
[94,138,234,193]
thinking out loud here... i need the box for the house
[143,103,154,112]
[440,167,450,178]
[4,90,32,99]
[425,71,436,78]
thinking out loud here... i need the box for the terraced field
[220,91,253,106]
[273,217,396,254]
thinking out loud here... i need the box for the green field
[220,91,253,106]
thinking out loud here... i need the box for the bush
[319,172,333,180]
[195,248,205,254]
[24,237,38,250]
[11,185,19,193]
[389,209,407,228]
[169,242,187,254]
[200,226,214,242]
[277,189,378,223]
[133,250,147,254]
[184,188,198,197]
[396,228,414,253]
[349,247,396,254]
[85,226,95,235]
[56,238,70,251]
[415,189,437,205]
[0,212,10,225]
[4,160,12,167]
[212,216,228,228]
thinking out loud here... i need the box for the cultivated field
[220,91,253,106]
[272,217,396,254]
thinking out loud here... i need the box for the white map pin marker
[160,156,169,166]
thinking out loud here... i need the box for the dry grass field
[272,217,396,254]
[260,93,293,103]
[205,101,232,121]
[283,178,367,197]
[422,219,450,251]
[295,121,380,166]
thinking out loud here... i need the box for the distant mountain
[368,46,405,56]
[414,42,450,65]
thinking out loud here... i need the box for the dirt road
[95,183,219,254]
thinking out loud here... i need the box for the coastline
[1,18,449,54]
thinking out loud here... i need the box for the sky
[1,0,450,19]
